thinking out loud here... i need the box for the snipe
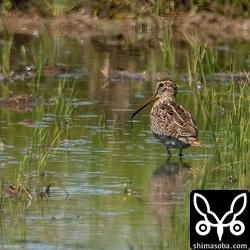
[131,79,200,156]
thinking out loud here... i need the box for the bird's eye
[159,82,164,87]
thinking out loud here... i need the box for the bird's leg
[179,156,183,165]
[166,155,172,162]
[178,149,183,157]
[167,148,172,156]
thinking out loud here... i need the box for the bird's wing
[151,102,198,138]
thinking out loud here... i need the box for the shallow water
[0,29,249,249]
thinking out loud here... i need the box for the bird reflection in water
[150,156,191,219]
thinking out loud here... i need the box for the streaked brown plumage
[131,79,200,156]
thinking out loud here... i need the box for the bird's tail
[189,139,201,146]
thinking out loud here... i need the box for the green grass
[154,42,250,249]
[0,31,13,76]
[30,0,83,16]
[187,41,250,189]
[128,40,249,249]
[0,0,11,16]
[0,4,249,247]
[160,24,175,72]
[12,125,61,200]
[219,81,250,189]
[1,124,62,241]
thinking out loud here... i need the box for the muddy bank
[0,9,250,43]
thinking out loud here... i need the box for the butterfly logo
[193,193,247,241]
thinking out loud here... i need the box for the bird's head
[131,79,178,121]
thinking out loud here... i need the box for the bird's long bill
[131,94,158,122]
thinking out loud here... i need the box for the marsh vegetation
[0,1,249,249]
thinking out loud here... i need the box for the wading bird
[131,79,200,156]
